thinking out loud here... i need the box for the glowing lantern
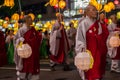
[70,10,76,16]
[5,17,9,21]
[117,12,120,19]
[114,0,119,5]
[104,4,111,13]
[108,19,112,24]
[108,2,115,10]
[20,15,24,19]
[28,13,35,21]
[63,10,70,17]
[3,21,8,28]
[96,3,102,11]
[51,20,55,25]
[104,18,108,24]
[20,12,24,19]
[13,22,18,28]
[42,28,46,32]
[90,0,98,7]
[79,8,83,14]
[45,0,58,6]
[37,14,42,19]
[109,34,120,48]
[74,50,94,71]
[54,4,58,9]
[11,13,19,21]
[3,0,15,8]
[17,43,32,58]
[59,0,66,9]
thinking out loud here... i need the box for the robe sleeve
[75,21,87,54]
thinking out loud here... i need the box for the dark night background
[0,0,119,19]
[0,0,48,18]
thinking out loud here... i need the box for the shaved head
[110,14,117,23]
[85,4,98,19]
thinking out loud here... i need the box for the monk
[49,13,70,71]
[14,15,42,80]
[67,22,76,57]
[107,15,120,73]
[75,4,109,80]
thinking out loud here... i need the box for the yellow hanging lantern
[3,0,14,8]
[45,0,58,6]
[104,4,111,13]
[42,28,46,32]
[2,21,8,28]
[96,3,102,11]
[11,13,19,21]
[50,0,58,6]
[90,0,98,7]
[117,12,120,19]
[108,2,115,10]
[59,0,66,9]
[9,0,14,7]
[28,13,35,21]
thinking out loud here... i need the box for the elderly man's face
[100,13,105,20]
[88,6,98,19]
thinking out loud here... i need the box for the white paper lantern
[63,10,70,17]
[74,50,94,71]
[17,43,32,58]
[109,35,120,48]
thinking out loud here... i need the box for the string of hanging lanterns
[90,0,115,13]
[2,0,15,8]
[45,0,66,10]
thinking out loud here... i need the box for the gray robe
[13,24,29,71]
[107,23,117,32]
[75,16,103,80]
[49,21,61,56]
[67,27,76,49]
[50,21,69,56]
[106,31,119,58]
[75,16,96,54]
[107,23,118,58]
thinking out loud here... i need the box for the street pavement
[0,59,120,80]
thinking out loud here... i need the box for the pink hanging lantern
[114,0,119,5]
